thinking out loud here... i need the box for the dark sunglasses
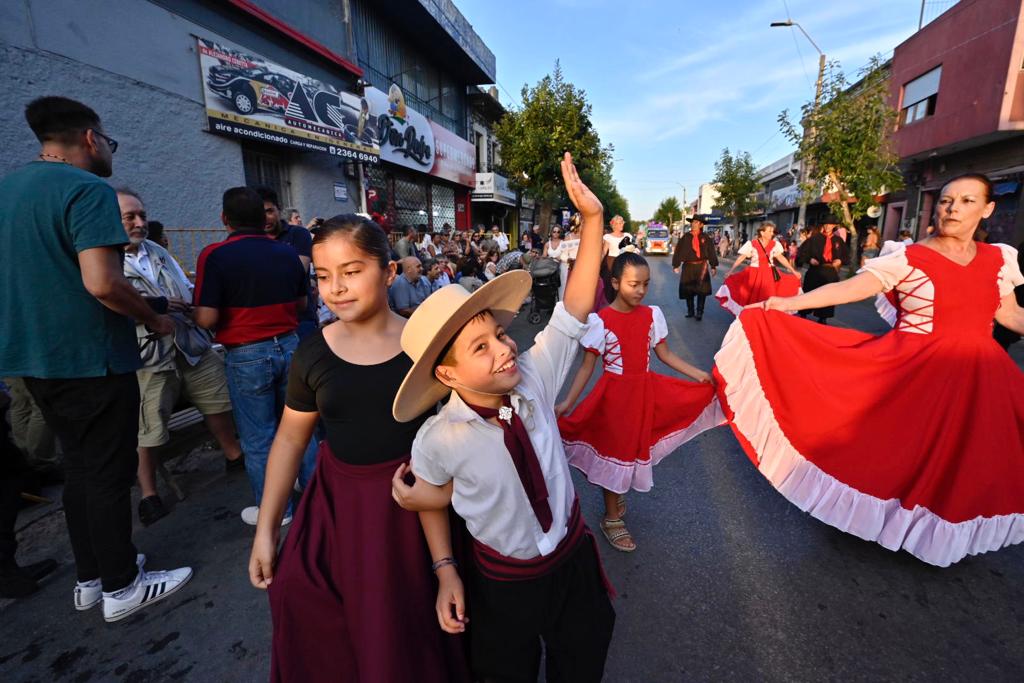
[90,129,118,154]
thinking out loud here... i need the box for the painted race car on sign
[207,65,296,116]
[644,226,670,254]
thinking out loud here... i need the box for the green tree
[652,196,682,226]
[580,158,631,230]
[712,149,761,234]
[779,55,903,273]
[494,62,610,233]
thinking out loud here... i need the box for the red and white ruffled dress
[715,239,801,316]
[559,305,725,494]
[713,241,1024,566]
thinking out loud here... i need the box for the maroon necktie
[467,396,553,532]
[823,233,833,262]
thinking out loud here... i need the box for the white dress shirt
[412,302,587,559]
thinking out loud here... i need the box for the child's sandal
[600,517,636,552]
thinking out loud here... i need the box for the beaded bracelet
[431,556,458,572]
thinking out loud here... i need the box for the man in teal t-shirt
[0,96,192,618]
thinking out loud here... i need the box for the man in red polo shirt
[193,187,318,526]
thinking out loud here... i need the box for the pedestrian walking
[714,174,1024,567]
[117,187,244,526]
[391,153,615,682]
[192,187,318,526]
[795,224,848,324]
[672,216,718,320]
[0,96,191,620]
[257,187,319,340]
[715,221,801,316]
[556,252,723,552]
[249,215,470,683]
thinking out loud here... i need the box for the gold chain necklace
[39,153,71,164]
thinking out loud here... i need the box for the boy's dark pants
[469,537,615,682]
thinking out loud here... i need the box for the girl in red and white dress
[713,174,1024,567]
[716,221,802,315]
[557,252,725,552]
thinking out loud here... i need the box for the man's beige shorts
[137,348,233,448]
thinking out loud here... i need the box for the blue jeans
[223,333,318,515]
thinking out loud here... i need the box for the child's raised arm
[555,351,598,417]
[560,152,604,322]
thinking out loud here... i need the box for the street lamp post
[771,20,825,230]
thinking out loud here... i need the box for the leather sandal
[600,517,636,552]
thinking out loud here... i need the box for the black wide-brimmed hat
[689,215,706,225]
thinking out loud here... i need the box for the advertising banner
[365,85,475,187]
[197,38,380,163]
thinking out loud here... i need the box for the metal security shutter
[432,183,455,231]
[393,176,428,228]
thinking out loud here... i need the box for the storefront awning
[472,172,516,206]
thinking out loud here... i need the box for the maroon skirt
[268,443,470,683]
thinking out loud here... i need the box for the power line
[781,0,814,91]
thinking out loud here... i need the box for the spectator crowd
[0,96,566,615]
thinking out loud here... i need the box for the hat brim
[392,271,533,423]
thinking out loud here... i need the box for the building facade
[884,0,1024,246]
[0,0,494,268]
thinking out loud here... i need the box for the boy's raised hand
[560,152,603,219]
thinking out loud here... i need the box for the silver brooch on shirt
[498,406,513,423]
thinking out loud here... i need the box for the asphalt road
[2,255,1022,682]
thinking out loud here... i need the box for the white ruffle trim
[874,293,898,327]
[715,284,745,316]
[714,317,1024,567]
[563,399,725,494]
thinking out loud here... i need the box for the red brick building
[883,0,1024,246]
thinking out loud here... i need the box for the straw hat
[392,271,532,423]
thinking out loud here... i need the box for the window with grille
[242,146,292,206]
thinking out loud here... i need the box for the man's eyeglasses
[90,129,118,154]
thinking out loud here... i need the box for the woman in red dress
[715,221,802,315]
[557,252,724,551]
[713,174,1024,566]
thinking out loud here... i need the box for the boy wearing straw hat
[391,153,615,682]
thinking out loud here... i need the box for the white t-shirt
[604,232,628,257]
[411,303,588,559]
[493,232,510,252]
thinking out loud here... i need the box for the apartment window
[901,66,941,126]
[475,131,486,172]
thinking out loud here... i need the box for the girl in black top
[248,216,468,683]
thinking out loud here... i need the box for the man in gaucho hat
[672,215,718,320]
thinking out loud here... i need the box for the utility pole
[771,20,826,230]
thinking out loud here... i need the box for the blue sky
[456,0,924,219]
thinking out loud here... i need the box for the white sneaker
[240,506,259,525]
[102,565,193,623]
[241,506,293,526]
[74,554,146,611]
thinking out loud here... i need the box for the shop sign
[334,182,348,202]
[197,38,380,162]
[472,172,516,206]
[365,85,475,187]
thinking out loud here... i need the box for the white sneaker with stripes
[101,565,193,623]
[74,554,146,611]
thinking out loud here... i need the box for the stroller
[526,257,561,324]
